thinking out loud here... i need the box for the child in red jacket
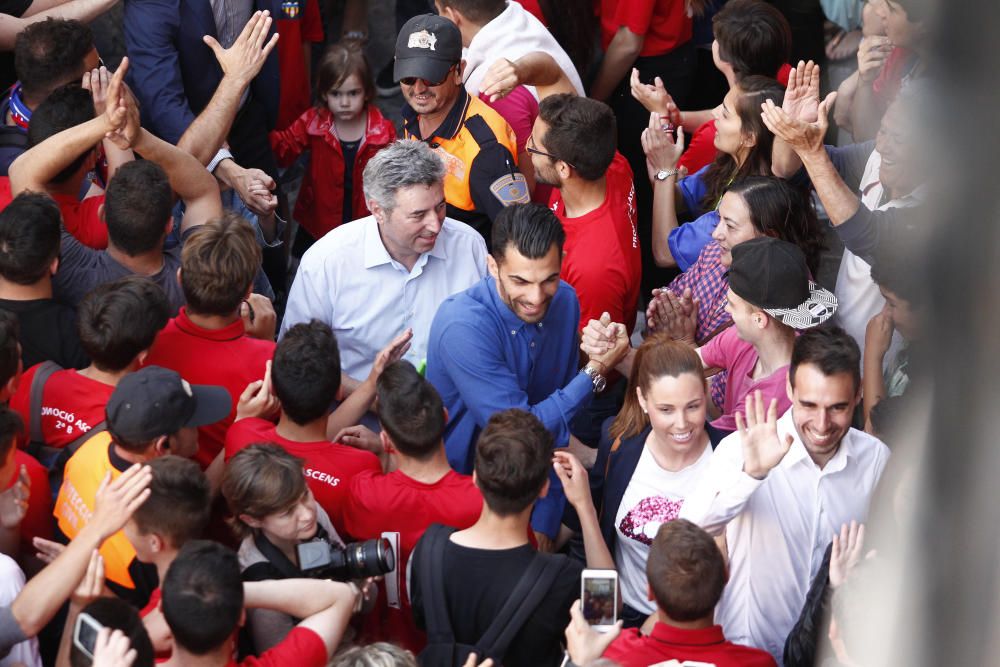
[270,42,396,255]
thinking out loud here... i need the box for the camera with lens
[296,537,395,580]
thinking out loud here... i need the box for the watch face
[593,376,606,393]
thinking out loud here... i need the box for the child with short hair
[269,41,396,255]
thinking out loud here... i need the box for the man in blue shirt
[427,203,630,548]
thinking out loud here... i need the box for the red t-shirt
[604,623,776,667]
[51,193,108,249]
[140,587,172,663]
[224,418,380,537]
[342,468,483,652]
[143,309,275,470]
[600,0,692,57]
[275,0,324,130]
[8,450,52,550]
[548,152,642,334]
[10,365,114,450]
[228,627,327,667]
[514,0,547,25]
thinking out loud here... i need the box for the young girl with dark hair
[269,42,396,256]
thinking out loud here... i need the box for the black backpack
[416,524,565,667]
[23,361,107,496]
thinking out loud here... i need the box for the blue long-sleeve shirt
[427,275,594,537]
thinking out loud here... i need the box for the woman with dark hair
[587,335,724,629]
[644,75,789,271]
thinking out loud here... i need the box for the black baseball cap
[393,14,462,84]
[106,366,232,442]
[727,237,837,329]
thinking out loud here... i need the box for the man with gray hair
[281,139,487,396]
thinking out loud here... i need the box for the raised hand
[33,536,66,564]
[580,315,618,359]
[240,293,277,341]
[90,463,152,540]
[480,58,520,102]
[641,112,684,182]
[564,599,622,664]
[369,328,414,380]
[629,68,681,126]
[71,549,105,608]
[552,450,593,510]
[857,35,893,84]
[737,391,793,480]
[203,10,279,87]
[461,653,494,667]
[782,60,821,123]
[0,464,29,528]
[231,166,278,217]
[82,66,111,116]
[646,288,698,344]
[101,57,129,139]
[587,313,630,373]
[760,91,837,156]
[829,521,865,589]
[236,360,280,421]
[92,627,138,667]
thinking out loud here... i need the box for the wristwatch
[654,167,680,181]
[582,363,607,393]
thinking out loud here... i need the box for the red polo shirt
[603,622,776,667]
[10,365,115,450]
[342,468,483,652]
[548,152,642,335]
[600,0,692,57]
[143,309,275,469]
[224,418,380,537]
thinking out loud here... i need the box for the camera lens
[345,538,395,579]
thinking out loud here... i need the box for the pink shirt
[700,327,791,432]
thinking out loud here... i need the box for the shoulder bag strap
[417,523,458,644]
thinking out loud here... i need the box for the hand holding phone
[581,569,619,632]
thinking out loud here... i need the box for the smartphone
[581,569,618,632]
[73,612,103,660]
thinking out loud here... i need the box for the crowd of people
[0,0,931,665]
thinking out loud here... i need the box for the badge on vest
[407,30,437,51]
[281,0,300,19]
[489,173,530,206]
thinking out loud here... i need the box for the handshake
[580,312,632,376]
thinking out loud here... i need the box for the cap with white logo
[393,14,462,84]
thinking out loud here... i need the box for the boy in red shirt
[143,214,276,470]
[592,519,775,667]
[225,321,380,536]
[159,540,358,667]
[11,276,171,465]
[342,360,482,651]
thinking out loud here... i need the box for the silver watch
[582,364,607,393]
[655,168,680,181]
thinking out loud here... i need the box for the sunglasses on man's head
[399,64,457,87]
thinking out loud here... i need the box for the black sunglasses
[400,64,457,87]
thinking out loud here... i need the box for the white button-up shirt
[680,410,890,665]
[281,216,487,380]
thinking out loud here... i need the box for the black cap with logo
[105,366,232,442]
[727,237,838,330]
[393,14,463,84]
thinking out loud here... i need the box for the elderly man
[394,13,529,243]
[281,139,487,398]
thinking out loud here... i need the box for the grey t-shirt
[53,229,189,314]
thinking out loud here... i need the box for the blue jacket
[123,0,281,144]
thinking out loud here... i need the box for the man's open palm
[737,391,793,479]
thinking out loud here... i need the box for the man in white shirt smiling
[680,326,890,665]
[281,139,487,397]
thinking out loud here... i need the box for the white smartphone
[581,568,619,632]
[73,612,103,660]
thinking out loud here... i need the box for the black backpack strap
[464,114,499,150]
[476,552,566,660]
[24,361,62,461]
[417,524,458,645]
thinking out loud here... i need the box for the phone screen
[75,613,102,659]
[582,576,616,626]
